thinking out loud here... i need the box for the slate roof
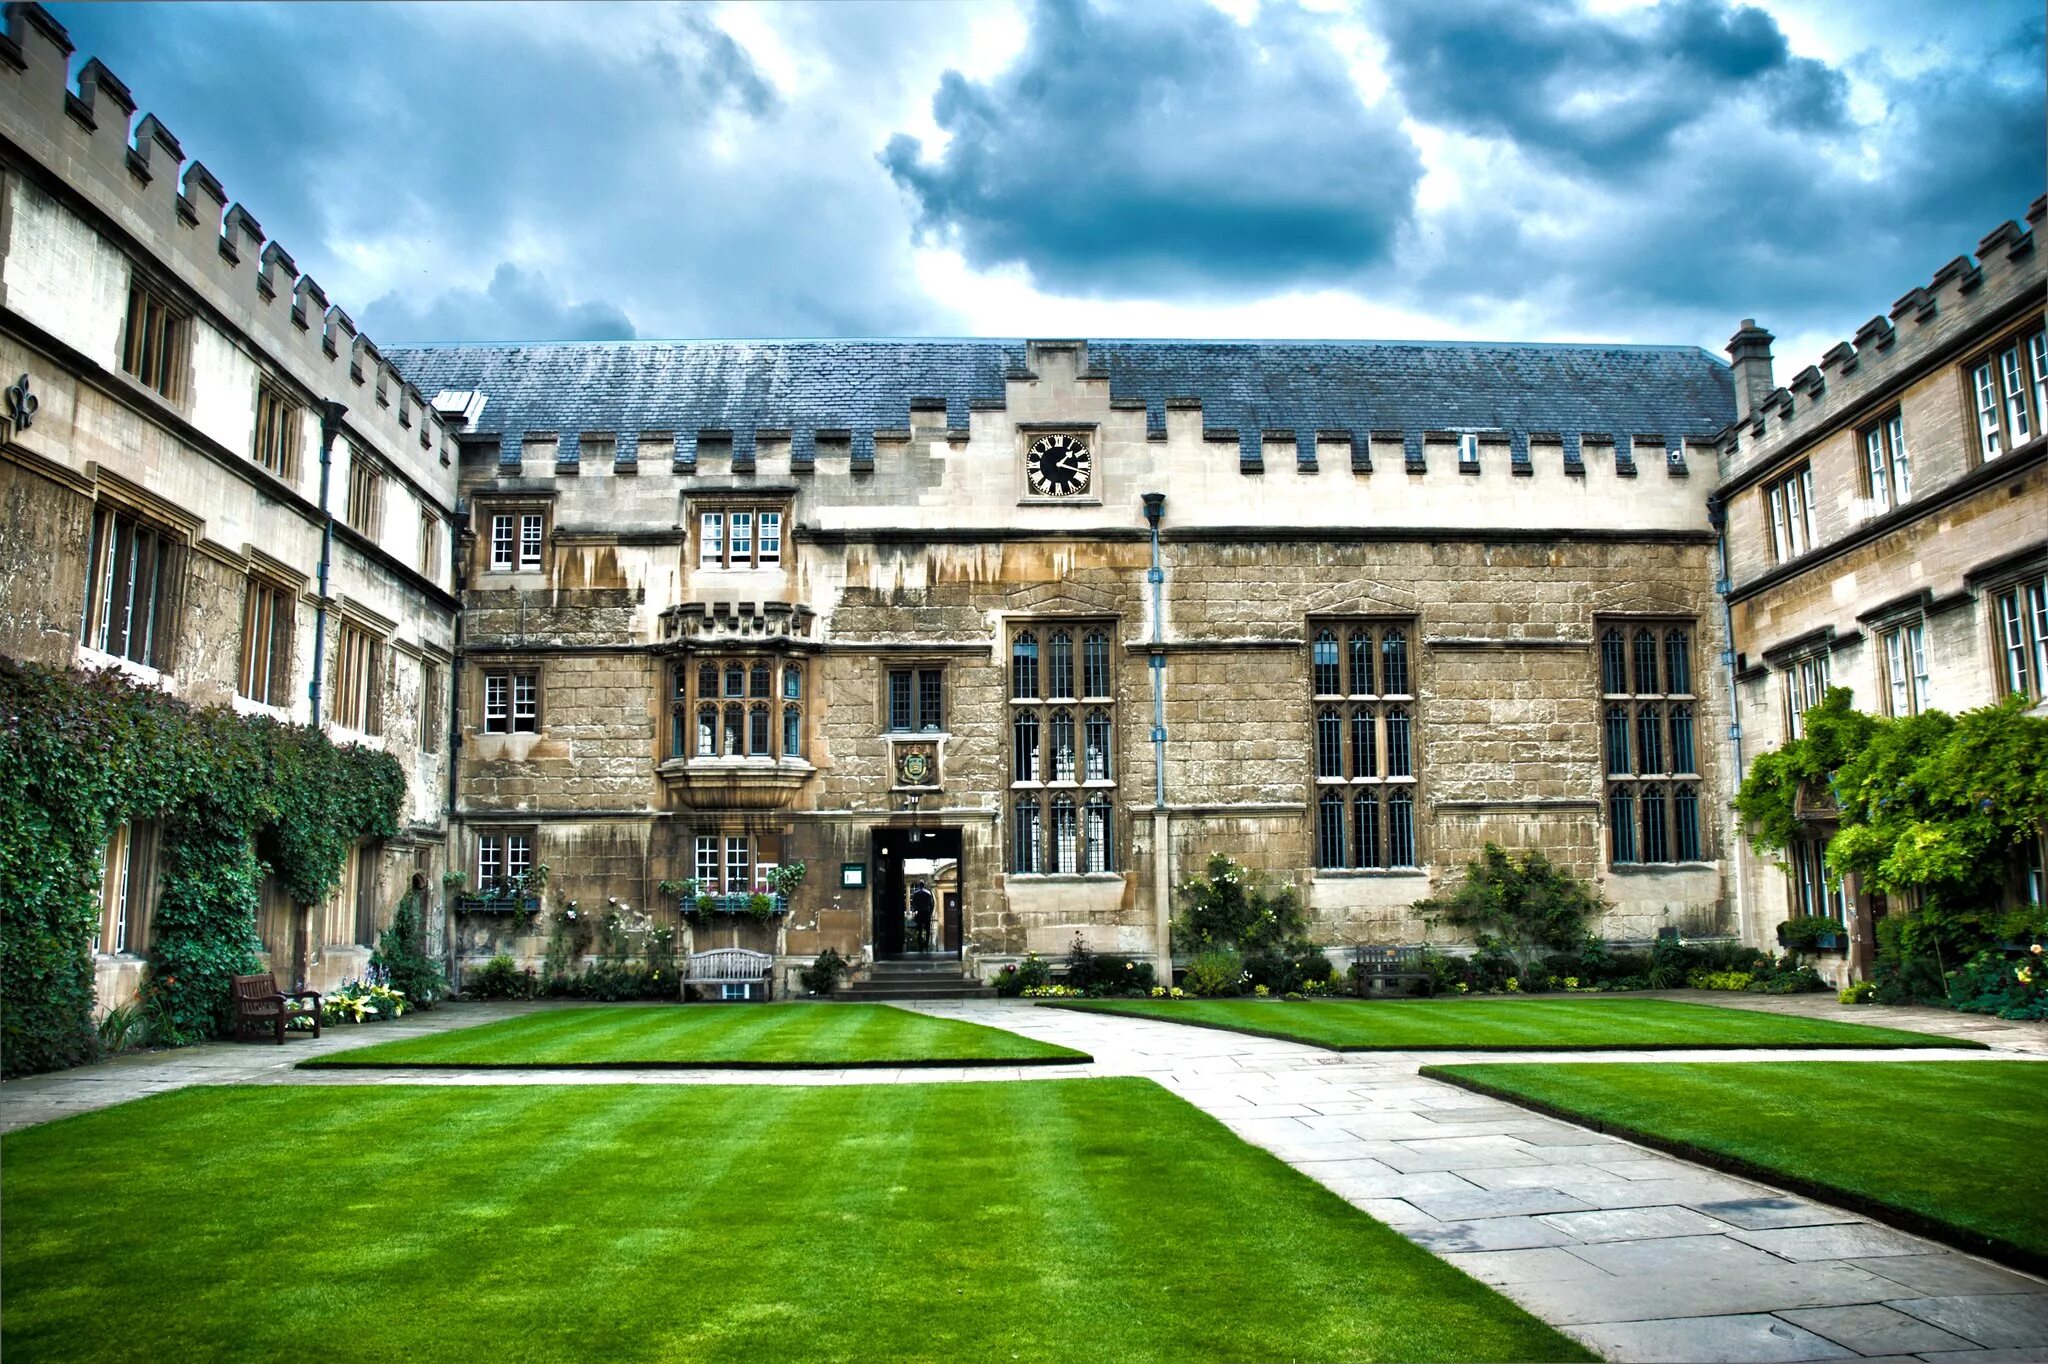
[386,338,1735,462]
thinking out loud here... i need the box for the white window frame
[699,511,725,568]
[519,513,544,570]
[1975,361,2006,459]
[1785,652,1830,739]
[1994,574,2048,702]
[1765,464,1815,563]
[1882,620,1929,717]
[490,514,515,570]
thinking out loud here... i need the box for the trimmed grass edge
[1421,1063,2045,1279]
[1037,1000,1988,1052]
[295,1050,1092,1072]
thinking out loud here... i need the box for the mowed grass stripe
[1426,1060,2048,1272]
[1048,995,1973,1050]
[2,1080,1592,1362]
[300,1002,1088,1068]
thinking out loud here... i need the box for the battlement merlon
[1718,200,2044,470]
[0,2,457,510]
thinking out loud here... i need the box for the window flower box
[454,893,540,914]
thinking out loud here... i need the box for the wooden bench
[231,973,322,1042]
[687,948,774,1002]
[1350,947,1434,997]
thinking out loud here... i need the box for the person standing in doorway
[909,880,934,953]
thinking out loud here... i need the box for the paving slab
[1508,1261,1914,1325]
[1736,1224,1950,1262]
[1539,1205,1740,1243]
[1777,1304,1979,1355]
[1441,1246,1618,1285]
[1843,1255,2048,1299]
[1565,1233,1790,1277]
[1700,1197,1868,1231]
[1887,1295,2048,1349]
[1571,1313,1856,1363]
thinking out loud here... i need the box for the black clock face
[1027,433,1092,496]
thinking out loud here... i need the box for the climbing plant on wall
[0,659,404,1077]
[1736,687,2048,993]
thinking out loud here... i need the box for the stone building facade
[0,8,460,1003]
[14,7,2035,1006]
[392,334,1738,991]
[1713,197,2048,984]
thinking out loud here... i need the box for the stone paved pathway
[4,994,2043,1363]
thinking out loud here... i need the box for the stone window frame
[418,507,443,577]
[120,273,190,403]
[93,819,161,956]
[481,666,542,735]
[420,657,445,754]
[476,495,554,576]
[1879,616,1931,717]
[252,379,303,481]
[79,494,187,675]
[1859,408,1910,512]
[475,826,537,896]
[1309,617,1420,872]
[237,565,298,709]
[1990,569,2048,704]
[1763,462,1816,564]
[1599,618,1706,868]
[343,446,385,541]
[332,617,387,737]
[1786,835,1847,924]
[883,661,948,735]
[1964,323,2046,464]
[1008,619,1119,876]
[672,655,804,761]
[692,498,789,571]
[1781,645,1830,742]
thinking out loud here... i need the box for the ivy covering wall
[0,659,404,1077]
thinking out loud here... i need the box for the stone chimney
[1727,319,1776,423]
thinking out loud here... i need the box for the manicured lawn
[1425,1061,2048,1272]
[1049,995,1975,1051]
[302,1003,1088,1068]
[2,1080,1589,1362]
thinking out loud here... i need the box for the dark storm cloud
[43,1,955,342]
[1385,0,2044,340]
[881,0,1423,297]
[1371,0,1849,177]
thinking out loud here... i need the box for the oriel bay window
[1601,622,1702,865]
[673,657,804,759]
[1311,621,1418,870]
[1010,624,1117,873]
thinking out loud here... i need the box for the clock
[1026,433,1092,497]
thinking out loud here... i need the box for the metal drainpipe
[1709,494,1747,943]
[308,400,347,728]
[445,505,467,991]
[1142,492,1170,976]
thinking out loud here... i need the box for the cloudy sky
[48,0,2044,368]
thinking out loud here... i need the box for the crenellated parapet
[1716,197,2046,484]
[0,2,458,504]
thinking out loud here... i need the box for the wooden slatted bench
[687,948,774,1002]
[231,972,322,1042]
[1350,947,1434,997]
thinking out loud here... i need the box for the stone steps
[835,959,996,1001]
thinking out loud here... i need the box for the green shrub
[1245,947,1333,994]
[1687,970,1754,991]
[1172,854,1309,956]
[1182,947,1245,997]
[1947,947,2048,1020]
[1840,981,1876,1004]
[1416,844,1605,971]
[371,891,444,1011]
[800,949,849,996]
[95,1002,150,1053]
[992,954,1051,998]
[463,955,533,1000]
